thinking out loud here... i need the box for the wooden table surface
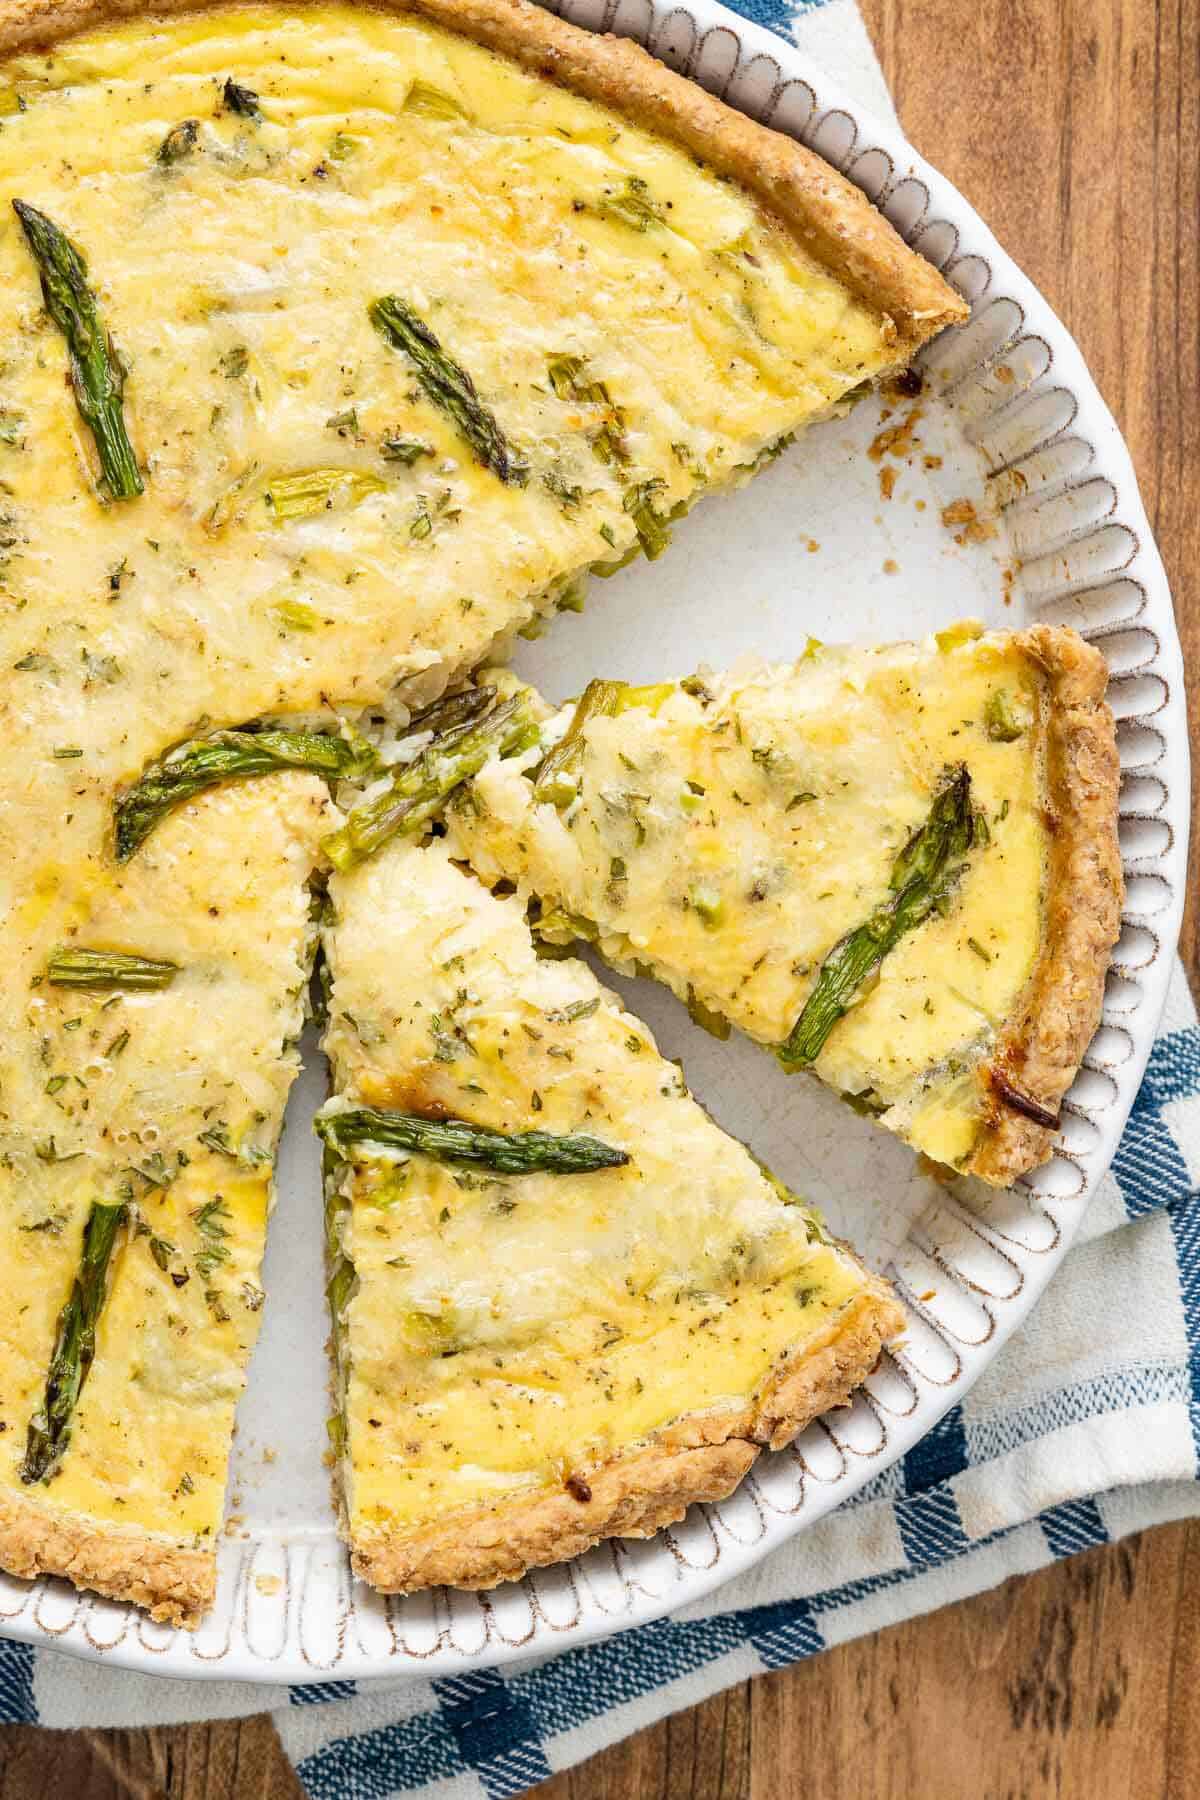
[1,1,1197,1794]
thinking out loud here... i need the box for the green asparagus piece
[264,466,385,522]
[21,1201,126,1484]
[370,296,528,485]
[116,729,376,861]
[12,200,143,500]
[321,687,537,872]
[623,479,672,560]
[593,175,665,233]
[402,81,469,120]
[46,948,178,991]
[532,679,626,804]
[317,1106,629,1175]
[546,354,629,467]
[984,688,1027,742]
[778,767,977,1069]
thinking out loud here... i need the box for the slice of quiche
[319,838,902,1594]
[441,624,1122,1186]
[0,776,333,1625]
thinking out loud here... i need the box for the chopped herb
[546,997,600,1023]
[380,433,433,465]
[221,78,262,119]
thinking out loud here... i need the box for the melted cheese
[323,840,869,1539]
[446,629,1049,1167]
[0,776,333,1539]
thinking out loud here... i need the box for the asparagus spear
[21,1201,126,1484]
[623,479,673,560]
[12,201,143,501]
[46,948,178,991]
[370,296,528,485]
[778,767,977,1069]
[532,679,626,804]
[115,729,375,862]
[321,687,537,873]
[316,1106,629,1175]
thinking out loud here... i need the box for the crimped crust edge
[966,624,1124,1186]
[0,0,967,349]
[0,1485,213,1627]
[347,1277,903,1594]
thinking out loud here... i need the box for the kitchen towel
[5,7,1197,1798]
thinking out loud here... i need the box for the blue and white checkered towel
[5,5,1198,1794]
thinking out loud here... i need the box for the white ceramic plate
[0,0,1187,1682]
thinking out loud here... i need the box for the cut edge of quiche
[441,624,1122,1189]
[320,837,903,1595]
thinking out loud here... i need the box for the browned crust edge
[965,624,1123,1187]
[348,1276,903,1594]
[0,0,967,350]
[0,1485,213,1627]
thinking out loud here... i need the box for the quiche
[318,837,903,1594]
[442,625,1122,1185]
[0,776,333,1625]
[0,0,966,1620]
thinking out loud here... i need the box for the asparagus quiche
[0,0,967,1624]
[442,625,1122,1186]
[0,776,333,1625]
[318,837,902,1593]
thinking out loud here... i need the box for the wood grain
[0,1,1196,1793]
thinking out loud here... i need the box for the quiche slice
[319,838,902,1593]
[442,624,1122,1186]
[0,775,333,1625]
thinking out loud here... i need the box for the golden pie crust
[0,0,968,352]
[967,625,1123,1184]
[349,1281,903,1594]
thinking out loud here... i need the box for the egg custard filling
[318,837,902,1593]
[444,624,1122,1184]
[0,777,333,1624]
